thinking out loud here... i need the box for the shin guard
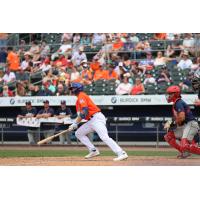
[164,131,182,152]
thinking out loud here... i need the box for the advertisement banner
[0,94,197,107]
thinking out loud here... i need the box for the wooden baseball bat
[37,127,73,145]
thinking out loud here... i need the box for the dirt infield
[0,146,200,166]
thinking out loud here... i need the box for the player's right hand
[164,120,172,130]
[69,122,78,130]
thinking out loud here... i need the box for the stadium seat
[145,83,158,94]
[30,70,43,85]
[157,82,171,94]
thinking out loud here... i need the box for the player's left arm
[175,111,185,126]
[174,101,186,126]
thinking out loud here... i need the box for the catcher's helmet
[69,82,84,94]
[166,85,181,103]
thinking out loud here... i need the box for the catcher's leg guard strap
[181,138,200,155]
[164,131,182,152]
[180,138,190,152]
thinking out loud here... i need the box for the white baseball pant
[75,112,123,154]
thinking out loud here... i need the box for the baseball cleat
[85,150,100,159]
[113,151,128,161]
[177,151,191,159]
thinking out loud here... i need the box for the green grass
[0,150,180,158]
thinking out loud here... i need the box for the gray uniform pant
[27,128,40,145]
[174,120,199,141]
[42,129,55,144]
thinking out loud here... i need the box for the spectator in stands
[54,52,68,69]
[115,75,133,95]
[61,33,73,43]
[17,101,39,145]
[93,64,108,81]
[183,33,195,55]
[28,84,40,96]
[70,66,81,82]
[29,40,40,61]
[135,40,151,59]
[0,47,7,67]
[55,100,72,145]
[154,51,172,67]
[101,36,113,53]
[57,67,70,85]
[15,68,29,85]
[46,80,56,94]
[40,40,50,59]
[39,56,52,72]
[138,52,154,73]
[156,66,171,84]
[165,45,176,58]
[2,68,16,84]
[21,52,33,71]
[130,61,142,76]
[92,33,105,46]
[105,61,119,80]
[80,60,93,85]
[0,33,8,47]
[179,72,193,91]
[166,33,175,40]
[130,33,140,44]
[172,33,183,49]
[154,33,167,40]
[131,77,145,95]
[143,71,156,85]
[90,56,100,72]
[16,81,27,96]
[36,100,55,144]
[59,37,72,55]
[7,47,20,72]
[43,69,55,83]
[112,36,124,51]
[72,46,87,67]
[73,33,81,44]
[56,83,68,96]
[177,51,193,70]
[17,40,26,61]
[0,85,14,97]
[191,57,200,71]
[193,33,200,57]
[80,33,91,46]
[37,82,54,96]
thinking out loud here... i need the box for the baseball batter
[68,82,128,161]
[164,85,200,158]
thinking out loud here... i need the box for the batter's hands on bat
[69,122,78,130]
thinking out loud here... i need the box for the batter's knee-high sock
[164,131,182,152]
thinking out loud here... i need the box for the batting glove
[69,122,78,130]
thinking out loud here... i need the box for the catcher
[164,85,200,158]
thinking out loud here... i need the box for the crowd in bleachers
[0,33,200,97]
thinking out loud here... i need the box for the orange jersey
[76,91,100,120]
[81,70,92,80]
[93,69,108,81]
[105,70,119,80]
[7,52,20,71]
